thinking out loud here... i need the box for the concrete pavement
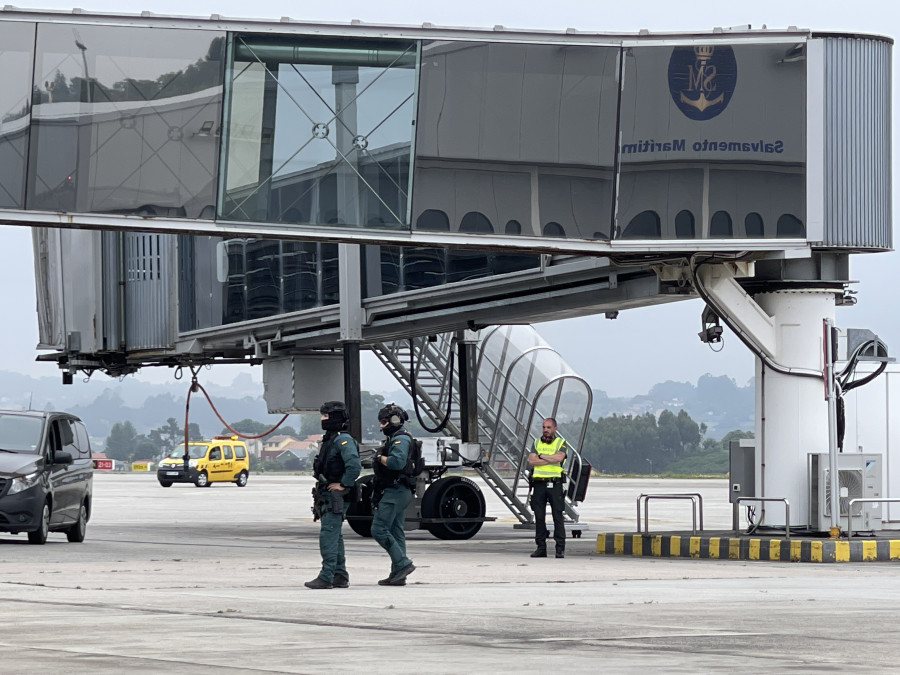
[1,473,899,673]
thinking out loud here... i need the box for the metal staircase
[371,326,591,527]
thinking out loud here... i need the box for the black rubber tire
[158,480,173,488]
[28,501,50,545]
[421,476,486,540]
[346,475,375,538]
[66,502,88,543]
[195,471,209,488]
[235,471,248,487]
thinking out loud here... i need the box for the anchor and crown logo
[668,44,737,120]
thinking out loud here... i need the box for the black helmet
[320,400,348,432]
[377,403,407,426]
[320,401,347,417]
[378,403,407,436]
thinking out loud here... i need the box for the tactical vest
[532,436,565,480]
[315,431,353,482]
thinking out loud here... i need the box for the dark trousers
[318,502,350,582]
[372,485,413,573]
[531,479,566,552]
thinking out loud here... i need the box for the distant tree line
[100,390,433,465]
[104,396,738,475]
[560,409,752,475]
[104,417,203,464]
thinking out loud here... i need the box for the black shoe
[378,576,407,586]
[555,552,565,559]
[530,549,547,558]
[389,563,416,583]
[333,573,349,589]
[304,577,333,590]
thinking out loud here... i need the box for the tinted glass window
[710,211,733,237]
[617,43,806,239]
[745,212,765,237]
[0,22,34,209]
[235,445,247,459]
[224,446,234,460]
[209,447,221,461]
[221,35,416,229]
[777,213,806,238]
[675,210,695,238]
[28,24,224,216]
[414,41,619,241]
[0,414,44,453]
[621,210,661,239]
[74,421,91,458]
[53,419,78,458]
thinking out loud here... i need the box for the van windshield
[169,443,208,459]
[0,414,44,454]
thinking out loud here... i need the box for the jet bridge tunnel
[0,8,889,532]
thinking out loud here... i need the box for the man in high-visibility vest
[527,417,568,558]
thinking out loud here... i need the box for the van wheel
[28,502,50,545]
[236,471,248,487]
[66,502,88,543]
[195,471,209,488]
[158,480,172,488]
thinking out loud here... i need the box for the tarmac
[2,474,900,673]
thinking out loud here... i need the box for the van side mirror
[53,451,74,465]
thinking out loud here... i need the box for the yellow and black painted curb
[596,532,900,563]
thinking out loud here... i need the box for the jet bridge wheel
[347,475,375,538]
[421,476,486,540]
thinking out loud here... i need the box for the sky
[2,0,898,399]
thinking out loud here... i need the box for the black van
[0,410,93,544]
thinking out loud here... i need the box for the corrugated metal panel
[125,233,174,350]
[101,231,121,351]
[823,37,892,249]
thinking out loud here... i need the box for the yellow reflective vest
[531,435,566,480]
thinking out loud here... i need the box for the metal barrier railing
[846,498,900,538]
[734,497,791,539]
[636,493,704,535]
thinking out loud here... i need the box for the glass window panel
[777,213,806,238]
[621,210,661,239]
[221,35,416,229]
[414,41,619,241]
[675,210,695,238]
[709,211,733,237]
[0,22,34,208]
[617,42,806,239]
[27,24,224,216]
[180,234,340,330]
[745,212,765,238]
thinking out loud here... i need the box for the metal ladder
[372,327,590,526]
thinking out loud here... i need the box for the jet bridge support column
[753,290,835,527]
[696,263,839,528]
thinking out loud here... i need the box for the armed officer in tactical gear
[371,403,416,586]
[305,401,361,590]
[527,417,568,559]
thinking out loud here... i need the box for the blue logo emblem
[668,45,737,121]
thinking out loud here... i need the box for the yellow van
[156,436,250,488]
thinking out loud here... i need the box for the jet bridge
[0,8,891,533]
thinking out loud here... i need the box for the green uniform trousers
[317,501,350,582]
[372,484,413,574]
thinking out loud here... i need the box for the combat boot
[530,548,547,558]
[333,573,349,589]
[304,577,333,590]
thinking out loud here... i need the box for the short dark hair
[543,417,557,427]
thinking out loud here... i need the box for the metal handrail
[636,493,704,535]
[734,497,791,539]
[846,498,900,538]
